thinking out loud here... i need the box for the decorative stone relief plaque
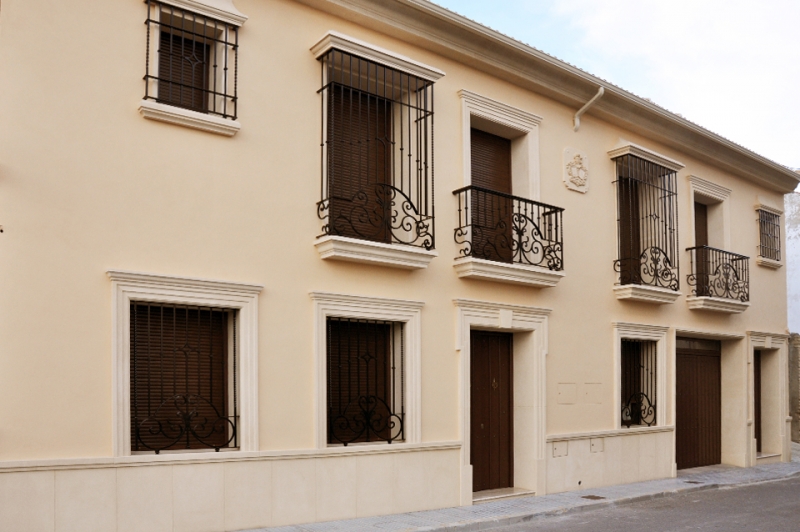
[563,148,589,193]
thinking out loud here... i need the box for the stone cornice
[608,142,685,172]
[295,0,800,193]
[310,31,445,81]
[158,0,247,26]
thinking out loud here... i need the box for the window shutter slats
[130,303,233,452]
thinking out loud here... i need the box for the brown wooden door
[754,350,762,453]
[470,129,513,263]
[470,330,513,492]
[676,338,721,469]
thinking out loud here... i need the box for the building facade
[0,0,796,530]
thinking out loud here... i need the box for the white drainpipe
[573,86,605,132]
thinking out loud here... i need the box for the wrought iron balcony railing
[453,186,564,270]
[687,246,749,302]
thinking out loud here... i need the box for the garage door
[676,337,721,470]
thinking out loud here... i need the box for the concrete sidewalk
[248,443,800,532]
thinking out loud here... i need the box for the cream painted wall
[0,0,791,511]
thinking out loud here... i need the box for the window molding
[158,0,248,26]
[459,89,542,201]
[108,270,263,457]
[138,100,241,136]
[689,175,731,249]
[612,323,668,428]
[142,1,242,134]
[611,151,680,299]
[607,142,685,172]
[755,196,783,268]
[310,292,424,449]
[310,31,445,81]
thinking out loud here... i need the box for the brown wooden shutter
[618,177,641,284]
[621,340,642,424]
[470,129,512,193]
[693,202,710,295]
[327,86,392,242]
[130,303,229,452]
[694,202,709,247]
[470,129,513,263]
[326,319,392,444]
[158,31,209,112]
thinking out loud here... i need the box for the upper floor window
[612,153,680,291]
[143,0,241,123]
[757,208,781,262]
[316,46,437,250]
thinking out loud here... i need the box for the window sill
[613,284,680,304]
[453,257,564,287]
[686,296,749,314]
[138,100,241,137]
[756,256,783,269]
[314,235,437,269]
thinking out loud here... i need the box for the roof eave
[296,0,799,193]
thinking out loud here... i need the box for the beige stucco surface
[0,0,794,528]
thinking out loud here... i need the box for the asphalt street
[492,475,800,532]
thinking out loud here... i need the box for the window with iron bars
[326,317,405,445]
[621,339,657,427]
[143,0,238,120]
[130,302,238,453]
[317,49,435,250]
[757,209,781,261]
[613,154,679,291]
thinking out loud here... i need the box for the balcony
[452,186,565,287]
[686,246,750,313]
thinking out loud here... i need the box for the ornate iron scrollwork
[135,394,237,453]
[687,246,749,302]
[328,395,404,446]
[621,392,656,428]
[452,186,564,270]
[318,183,434,250]
[614,246,679,290]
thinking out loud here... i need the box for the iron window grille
[317,49,435,250]
[130,302,238,453]
[326,317,405,446]
[144,0,238,119]
[621,339,657,427]
[757,209,781,261]
[613,154,679,291]
[453,186,564,269]
[686,246,750,301]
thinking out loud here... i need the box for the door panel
[676,339,721,470]
[470,330,513,492]
[754,350,762,453]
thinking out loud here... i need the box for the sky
[432,0,800,171]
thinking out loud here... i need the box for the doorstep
[249,444,800,532]
[473,486,535,504]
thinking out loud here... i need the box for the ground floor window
[326,317,404,445]
[621,339,657,427]
[130,302,237,453]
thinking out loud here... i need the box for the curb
[414,482,720,532]
[414,470,800,532]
